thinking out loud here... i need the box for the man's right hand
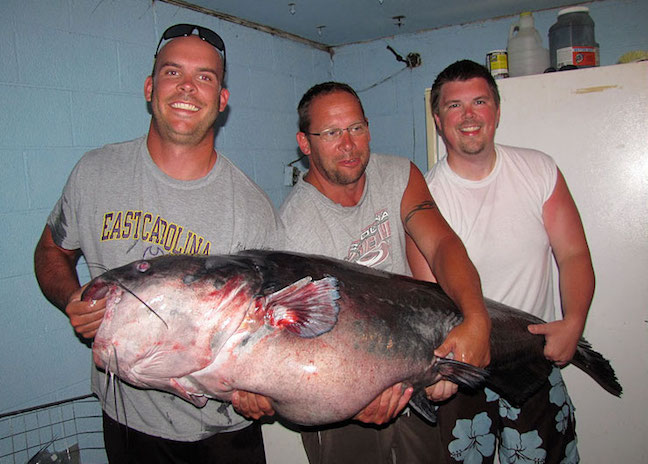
[66,285,106,339]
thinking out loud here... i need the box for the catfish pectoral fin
[264,276,340,338]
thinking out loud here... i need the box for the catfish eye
[136,261,151,273]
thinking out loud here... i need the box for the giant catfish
[84,250,621,426]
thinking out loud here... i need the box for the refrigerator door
[494,62,648,462]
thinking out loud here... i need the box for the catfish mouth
[82,276,112,302]
[91,285,124,372]
[83,276,169,329]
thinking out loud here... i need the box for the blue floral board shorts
[435,367,578,464]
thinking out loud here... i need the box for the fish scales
[84,250,621,426]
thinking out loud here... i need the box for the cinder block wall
[0,0,330,417]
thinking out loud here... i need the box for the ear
[218,88,230,112]
[495,105,501,129]
[144,76,153,102]
[296,132,311,155]
[433,113,443,135]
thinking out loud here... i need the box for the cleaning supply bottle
[507,12,550,77]
[549,6,599,69]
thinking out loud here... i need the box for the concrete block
[25,147,86,210]
[0,150,29,212]
[71,92,149,147]
[0,85,73,147]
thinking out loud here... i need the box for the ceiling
[166,0,587,48]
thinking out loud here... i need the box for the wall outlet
[284,166,295,186]
[284,166,302,186]
[292,167,301,184]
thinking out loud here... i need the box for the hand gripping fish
[83,250,621,426]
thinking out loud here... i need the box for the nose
[337,129,355,150]
[463,105,475,119]
[178,75,196,93]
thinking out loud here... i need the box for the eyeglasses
[306,121,369,142]
[155,24,226,70]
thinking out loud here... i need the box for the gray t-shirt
[279,153,412,276]
[48,136,281,441]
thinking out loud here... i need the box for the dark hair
[297,82,366,133]
[430,60,500,114]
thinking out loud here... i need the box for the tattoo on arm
[404,200,438,226]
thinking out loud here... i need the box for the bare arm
[34,225,82,310]
[34,225,106,339]
[401,163,491,368]
[406,234,435,282]
[528,169,595,364]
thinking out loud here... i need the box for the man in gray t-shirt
[236,82,492,464]
[34,24,279,464]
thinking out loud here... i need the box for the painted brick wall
[0,0,330,419]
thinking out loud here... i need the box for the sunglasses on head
[155,24,226,69]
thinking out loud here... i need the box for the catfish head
[83,254,263,406]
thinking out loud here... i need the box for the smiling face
[297,91,371,189]
[434,77,500,159]
[145,35,229,146]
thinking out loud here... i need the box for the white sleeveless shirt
[426,144,558,321]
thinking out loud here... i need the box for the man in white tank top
[414,60,594,464]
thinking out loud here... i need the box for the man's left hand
[528,319,583,366]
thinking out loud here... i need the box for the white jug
[507,12,550,77]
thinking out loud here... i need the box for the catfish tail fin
[571,338,622,397]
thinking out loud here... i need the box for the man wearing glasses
[276,82,491,463]
[34,24,278,463]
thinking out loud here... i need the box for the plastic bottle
[507,12,550,77]
[549,6,599,69]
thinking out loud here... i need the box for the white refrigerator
[268,63,648,464]
[485,61,647,462]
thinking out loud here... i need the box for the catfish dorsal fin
[264,276,340,338]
